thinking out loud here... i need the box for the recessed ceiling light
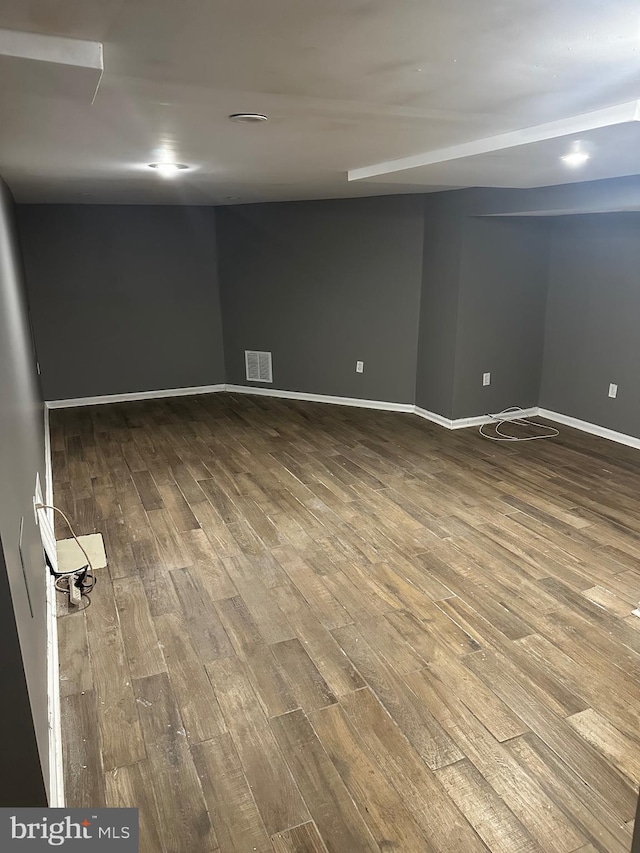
[148,162,189,177]
[561,150,590,168]
[229,113,268,124]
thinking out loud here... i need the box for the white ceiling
[351,104,640,189]
[1,0,640,204]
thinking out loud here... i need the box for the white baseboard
[414,406,539,430]
[44,385,640,452]
[46,383,413,413]
[225,384,415,413]
[454,406,540,430]
[413,407,456,429]
[46,384,226,409]
[43,405,64,806]
[538,408,640,451]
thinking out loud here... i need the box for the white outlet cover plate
[33,472,43,524]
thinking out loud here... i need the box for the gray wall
[452,216,551,419]
[217,195,424,403]
[18,205,225,401]
[415,194,463,418]
[541,213,640,438]
[0,179,48,804]
[416,191,551,419]
[17,180,640,438]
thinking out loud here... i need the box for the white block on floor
[56,533,107,573]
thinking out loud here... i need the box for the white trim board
[44,384,640,451]
[224,384,414,412]
[413,407,456,429]
[414,406,539,430]
[43,405,64,806]
[404,404,640,450]
[46,384,226,409]
[46,383,414,414]
[538,408,640,451]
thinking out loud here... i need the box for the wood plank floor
[52,392,640,853]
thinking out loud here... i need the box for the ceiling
[1,0,640,205]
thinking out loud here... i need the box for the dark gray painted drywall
[452,217,551,419]
[415,194,464,418]
[217,195,424,403]
[18,176,640,430]
[416,191,551,419]
[0,178,48,804]
[0,539,47,805]
[541,213,640,437]
[468,174,640,217]
[18,205,225,400]
[425,176,640,218]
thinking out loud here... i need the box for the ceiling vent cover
[245,350,273,383]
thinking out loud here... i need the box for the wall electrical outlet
[609,383,618,398]
[356,361,364,374]
[483,372,491,386]
[33,472,43,524]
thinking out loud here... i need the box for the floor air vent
[245,350,273,383]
